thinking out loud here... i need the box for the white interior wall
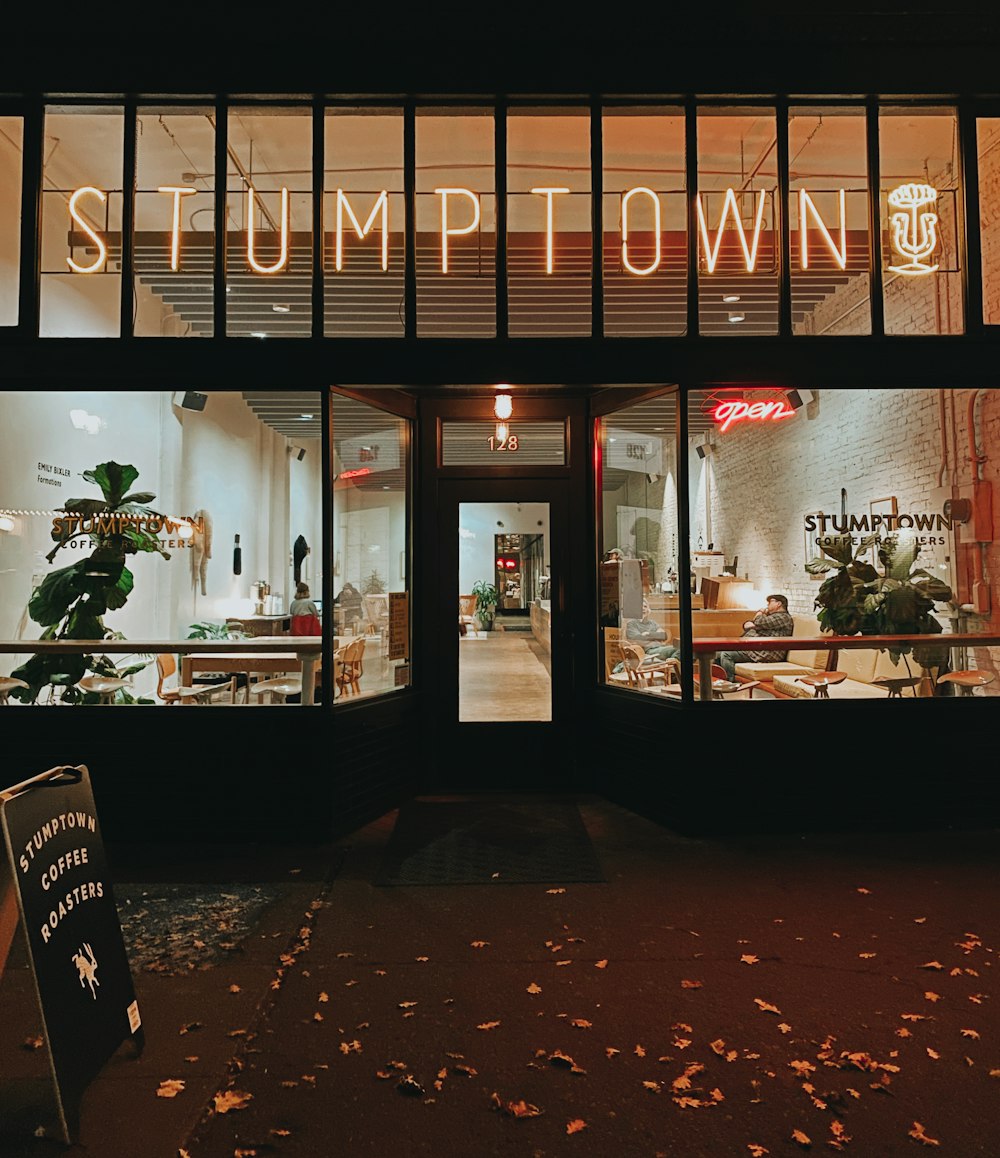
[458,502,550,597]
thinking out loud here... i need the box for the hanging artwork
[190,509,212,595]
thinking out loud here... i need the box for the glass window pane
[324,107,404,337]
[697,109,779,335]
[597,391,681,692]
[135,107,215,337]
[332,392,411,700]
[789,107,871,335]
[978,118,1000,326]
[686,386,995,701]
[0,116,23,326]
[879,107,964,334]
[508,110,592,336]
[416,108,495,337]
[40,107,123,337]
[226,107,312,338]
[0,389,322,705]
[602,107,686,337]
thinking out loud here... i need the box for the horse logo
[71,943,100,999]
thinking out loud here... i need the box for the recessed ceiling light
[300,413,314,420]
[722,294,741,303]
[250,331,267,338]
[272,303,290,313]
[728,311,746,323]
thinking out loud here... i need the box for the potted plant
[806,531,953,692]
[471,579,499,632]
[9,461,169,704]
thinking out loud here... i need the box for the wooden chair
[0,676,28,705]
[620,643,678,690]
[155,653,235,705]
[694,663,761,699]
[335,637,366,697]
[459,594,478,636]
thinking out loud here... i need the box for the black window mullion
[19,99,42,336]
[213,98,227,339]
[591,99,603,339]
[120,101,137,338]
[866,99,885,336]
[958,100,983,335]
[312,98,324,339]
[685,98,699,337]
[776,98,792,336]
[404,103,416,339]
[495,99,508,339]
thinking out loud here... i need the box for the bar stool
[796,671,847,699]
[0,676,28,705]
[76,675,127,704]
[937,670,995,697]
[870,675,922,699]
[248,675,303,704]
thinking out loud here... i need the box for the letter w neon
[696,187,767,273]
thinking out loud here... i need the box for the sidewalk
[3,797,1000,1157]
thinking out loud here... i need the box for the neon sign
[712,398,796,432]
[887,183,939,276]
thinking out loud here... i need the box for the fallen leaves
[960,1028,980,1039]
[212,1089,252,1114]
[740,954,759,965]
[924,992,941,1003]
[526,982,542,995]
[680,979,703,989]
[566,1118,587,1134]
[21,1035,43,1050]
[595,959,608,969]
[477,1021,501,1031]
[470,940,489,949]
[909,1121,940,1146]
[754,998,781,1014]
[156,1079,185,1098]
[491,1092,542,1117]
[791,1127,811,1146]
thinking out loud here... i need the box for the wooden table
[182,652,314,704]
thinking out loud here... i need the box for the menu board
[388,592,409,660]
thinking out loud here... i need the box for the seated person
[716,593,794,681]
[626,600,680,661]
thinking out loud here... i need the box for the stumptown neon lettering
[65,180,941,278]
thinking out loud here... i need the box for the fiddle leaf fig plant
[806,531,953,671]
[10,461,169,704]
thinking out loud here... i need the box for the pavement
[2,796,1000,1157]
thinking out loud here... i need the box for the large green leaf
[105,566,134,610]
[819,534,855,566]
[120,492,157,505]
[65,605,107,640]
[60,497,109,518]
[83,462,139,506]
[28,561,88,625]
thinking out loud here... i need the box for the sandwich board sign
[0,764,143,1143]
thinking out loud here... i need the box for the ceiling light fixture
[494,391,513,420]
[727,310,746,323]
[272,303,290,313]
[722,293,741,303]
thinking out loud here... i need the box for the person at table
[290,582,321,635]
[626,599,680,661]
[716,593,793,681]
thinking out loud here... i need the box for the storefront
[1,37,998,836]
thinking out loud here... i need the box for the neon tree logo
[711,395,796,432]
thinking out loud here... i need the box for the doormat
[375,799,605,886]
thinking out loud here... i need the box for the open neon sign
[712,398,796,432]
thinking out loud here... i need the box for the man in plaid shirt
[717,593,794,681]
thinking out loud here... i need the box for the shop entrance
[428,476,575,789]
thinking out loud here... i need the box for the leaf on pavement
[397,1074,424,1096]
[566,1118,587,1134]
[477,1021,501,1031]
[748,1146,770,1157]
[789,1060,816,1077]
[960,1028,980,1038]
[791,1128,811,1146]
[398,1001,418,1009]
[491,1092,543,1117]
[527,982,542,994]
[606,1047,620,1058]
[213,1089,252,1114]
[778,1023,792,1034]
[901,1013,928,1021]
[754,998,781,1014]
[927,1048,940,1059]
[681,979,703,988]
[924,992,941,1003]
[920,960,944,969]
[546,888,566,894]
[856,887,871,894]
[22,1035,43,1050]
[156,1079,185,1098]
[643,1080,661,1092]
[570,1019,592,1029]
[595,960,608,969]
[908,1121,940,1146]
[740,954,759,965]
[470,941,489,948]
